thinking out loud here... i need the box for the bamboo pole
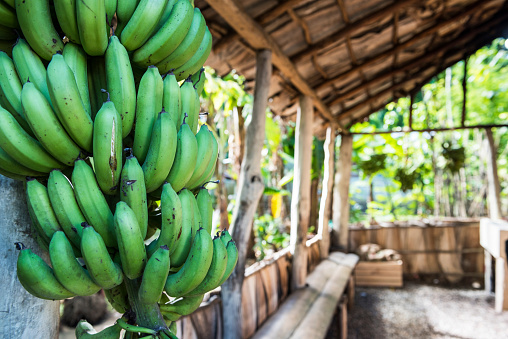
[290,95,314,290]
[222,49,272,339]
[485,128,502,219]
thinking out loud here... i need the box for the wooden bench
[251,252,359,339]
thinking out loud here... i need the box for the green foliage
[253,215,290,260]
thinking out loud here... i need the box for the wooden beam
[290,95,314,290]
[461,58,468,127]
[350,124,508,135]
[486,128,502,220]
[332,134,353,251]
[222,49,272,339]
[287,8,312,45]
[205,0,346,132]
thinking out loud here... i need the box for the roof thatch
[197,0,508,136]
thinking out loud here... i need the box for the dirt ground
[348,280,508,339]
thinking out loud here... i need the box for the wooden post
[0,177,60,338]
[318,125,336,259]
[332,134,353,251]
[290,95,313,290]
[485,128,502,219]
[222,49,271,339]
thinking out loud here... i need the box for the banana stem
[124,277,168,333]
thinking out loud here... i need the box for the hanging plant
[358,154,387,178]
[395,167,420,192]
[441,141,465,173]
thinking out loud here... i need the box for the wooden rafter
[287,8,312,45]
[350,124,508,135]
[204,0,347,132]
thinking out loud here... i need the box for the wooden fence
[173,237,322,339]
[348,218,483,281]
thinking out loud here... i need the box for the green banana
[0,24,16,40]
[0,51,25,125]
[174,27,212,82]
[188,129,218,190]
[63,43,92,118]
[179,78,198,134]
[72,159,116,248]
[220,229,232,244]
[114,201,147,279]
[138,245,170,304]
[92,93,123,195]
[0,105,64,172]
[87,56,107,119]
[162,71,181,130]
[12,38,50,103]
[81,223,123,289]
[168,189,195,268]
[26,177,63,243]
[0,145,46,177]
[47,53,93,153]
[146,182,182,257]
[217,237,239,286]
[116,0,139,25]
[132,0,194,67]
[159,294,204,316]
[162,311,181,322]
[119,0,167,51]
[120,151,148,239]
[154,0,179,33]
[21,82,82,166]
[195,187,213,235]
[105,35,136,137]
[15,0,63,60]
[132,65,163,164]
[49,231,101,296]
[190,67,205,96]
[142,109,177,193]
[165,116,197,192]
[164,227,213,297]
[116,319,157,336]
[185,235,227,296]
[75,320,122,339]
[76,0,108,56]
[104,282,130,313]
[186,125,213,188]
[0,166,29,181]
[53,0,80,44]
[15,242,75,300]
[0,2,17,28]
[156,8,206,74]
[105,0,117,27]
[47,169,86,248]
[2,0,14,8]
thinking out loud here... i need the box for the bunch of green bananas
[0,1,239,338]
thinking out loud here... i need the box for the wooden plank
[486,128,502,219]
[255,273,268,328]
[276,253,290,301]
[204,0,346,131]
[259,262,279,316]
[241,274,258,339]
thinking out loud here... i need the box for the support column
[222,49,271,339]
[290,95,313,291]
[317,125,336,259]
[332,134,353,251]
[486,128,502,219]
[0,177,60,338]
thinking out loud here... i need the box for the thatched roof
[196,0,508,136]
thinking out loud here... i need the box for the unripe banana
[174,27,212,82]
[114,201,147,279]
[165,117,197,192]
[47,53,93,152]
[15,242,75,300]
[21,82,82,166]
[138,245,170,304]
[164,227,213,297]
[92,93,123,195]
[105,0,117,28]
[47,169,87,248]
[188,130,219,190]
[179,78,198,134]
[49,231,101,296]
[154,0,179,33]
[81,224,123,289]
[196,187,214,235]
[12,38,50,103]
[53,0,80,44]
[120,152,148,239]
[132,66,163,164]
[87,56,107,119]
[146,182,182,257]
[104,282,130,313]
[26,177,63,243]
[156,8,206,74]
[119,0,167,51]
[105,35,136,137]
[0,51,26,126]
[76,0,108,56]
[169,189,195,268]
[2,0,14,8]
[72,159,116,248]
[116,319,157,336]
[132,0,194,67]
[63,43,92,118]
[142,109,177,193]
[0,145,45,177]
[159,294,204,316]
[116,0,139,25]
[0,2,17,28]
[15,0,63,60]
[0,167,29,181]
[75,320,122,339]
[185,235,227,296]
[186,125,213,188]
[217,238,239,286]
[191,67,206,97]
[162,72,181,130]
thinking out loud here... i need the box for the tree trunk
[290,95,313,291]
[486,128,502,219]
[318,126,335,259]
[222,49,271,339]
[332,134,353,251]
[0,177,60,338]
[233,106,245,176]
[309,177,319,231]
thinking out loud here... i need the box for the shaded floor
[348,281,508,339]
